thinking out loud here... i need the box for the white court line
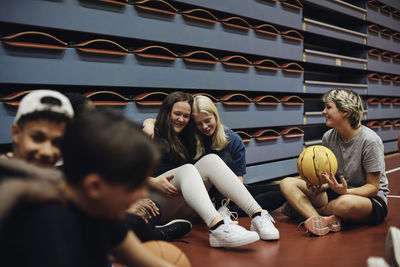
[386,167,400,175]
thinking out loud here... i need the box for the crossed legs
[280,177,374,223]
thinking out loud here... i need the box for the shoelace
[219,199,239,225]
[219,198,229,213]
[297,216,328,234]
[260,210,276,224]
[222,217,247,233]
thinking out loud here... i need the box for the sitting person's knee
[280,177,299,192]
[332,195,357,219]
[201,153,220,162]
[180,163,197,172]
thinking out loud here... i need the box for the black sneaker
[154,219,192,241]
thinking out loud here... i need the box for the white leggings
[150,154,261,226]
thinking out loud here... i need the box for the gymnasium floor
[172,153,400,267]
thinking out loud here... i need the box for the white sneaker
[217,199,236,222]
[386,226,400,267]
[367,257,390,267]
[250,210,280,240]
[209,217,260,248]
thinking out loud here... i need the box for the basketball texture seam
[297,145,337,186]
[311,146,321,185]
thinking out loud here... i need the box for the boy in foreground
[0,108,174,267]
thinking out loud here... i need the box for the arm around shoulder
[142,118,156,138]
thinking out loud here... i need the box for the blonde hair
[192,95,228,154]
[322,89,364,129]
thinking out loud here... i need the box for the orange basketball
[143,241,191,267]
[297,145,338,186]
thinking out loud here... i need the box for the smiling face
[12,119,66,167]
[170,101,191,133]
[193,112,217,136]
[322,101,346,128]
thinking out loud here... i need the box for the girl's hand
[323,172,348,195]
[142,119,156,139]
[153,175,180,197]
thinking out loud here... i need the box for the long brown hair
[155,92,196,161]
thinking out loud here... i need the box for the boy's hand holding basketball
[306,182,324,194]
[323,172,348,195]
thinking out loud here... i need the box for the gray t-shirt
[322,126,389,203]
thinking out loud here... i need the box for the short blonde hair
[322,89,364,129]
[192,95,228,152]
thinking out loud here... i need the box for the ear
[81,173,107,200]
[11,124,20,145]
[340,109,350,118]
